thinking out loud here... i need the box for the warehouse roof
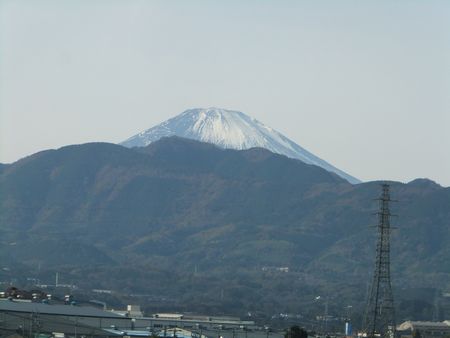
[397,321,450,331]
[0,299,126,319]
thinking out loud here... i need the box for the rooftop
[0,299,126,319]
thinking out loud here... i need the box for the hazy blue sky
[1,0,449,186]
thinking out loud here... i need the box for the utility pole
[363,184,396,338]
[433,289,440,322]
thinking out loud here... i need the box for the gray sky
[1,0,449,186]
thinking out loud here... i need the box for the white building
[397,321,450,338]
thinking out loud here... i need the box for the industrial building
[131,313,256,332]
[0,299,132,337]
[0,300,266,338]
[397,321,450,338]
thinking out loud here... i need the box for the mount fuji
[121,107,360,184]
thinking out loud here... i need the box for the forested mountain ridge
[0,137,449,320]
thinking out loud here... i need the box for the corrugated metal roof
[0,299,127,319]
[398,321,450,331]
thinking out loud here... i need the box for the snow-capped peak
[121,108,360,184]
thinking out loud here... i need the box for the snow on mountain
[121,108,360,184]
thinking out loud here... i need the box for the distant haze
[0,0,449,186]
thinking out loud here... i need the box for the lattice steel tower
[363,184,396,338]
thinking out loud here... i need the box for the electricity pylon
[363,184,396,338]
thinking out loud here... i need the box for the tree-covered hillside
[1,137,449,324]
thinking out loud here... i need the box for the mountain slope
[1,137,449,319]
[121,108,360,184]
